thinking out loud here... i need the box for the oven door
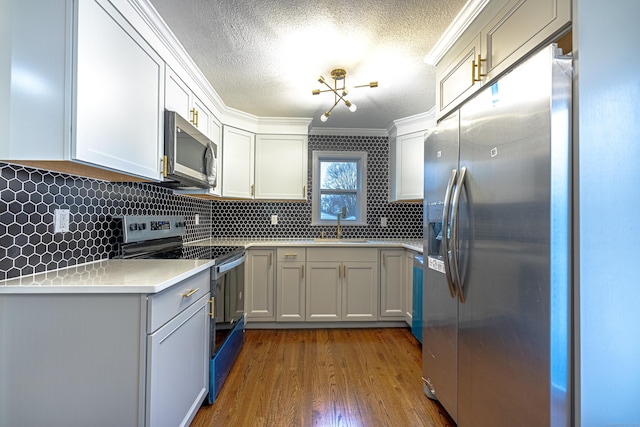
[212,253,245,353]
[209,252,246,404]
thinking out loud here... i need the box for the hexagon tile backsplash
[0,162,211,281]
[1,135,423,281]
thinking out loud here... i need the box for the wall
[210,135,423,239]
[0,162,211,281]
[574,0,640,423]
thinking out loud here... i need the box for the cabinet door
[306,262,341,321]
[436,34,482,120]
[245,249,275,321]
[404,251,415,324]
[254,134,308,200]
[379,250,405,319]
[222,126,255,199]
[390,132,425,201]
[165,67,192,123]
[74,0,163,180]
[192,96,212,137]
[342,262,378,321]
[482,0,571,81]
[276,262,306,321]
[147,293,209,427]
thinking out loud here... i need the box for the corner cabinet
[435,0,571,119]
[306,248,378,322]
[245,248,276,321]
[389,131,425,201]
[255,134,308,200]
[379,249,406,320]
[2,0,164,181]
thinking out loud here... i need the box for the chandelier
[312,68,378,122]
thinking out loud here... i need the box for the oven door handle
[216,253,247,274]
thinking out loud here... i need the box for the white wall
[574,0,640,424]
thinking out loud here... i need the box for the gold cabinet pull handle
[182,288,199,298]
[338,264,341,279]
[301,265,304,279]
[471,57,476,85]
[284,253,297,257]
[303,185,306,197]
[477,54,487,79]
[343,265,346,277]
[382,253,386,266]
[209,297,215,319]
[162,155,168,177]
[251,184,255,197]
[269,252,273,265]
[472,54,486,83]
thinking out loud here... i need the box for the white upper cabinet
[222,126,255,199]
[2,0,164,181]
[221,130,308,200]
[254,134,308,200]
[434,0,571,120]
[165,66,216,141]
[482,0,571,82]
[389,131,425,201]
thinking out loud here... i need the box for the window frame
[311,150,367,226]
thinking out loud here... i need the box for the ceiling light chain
[312,69,378,122]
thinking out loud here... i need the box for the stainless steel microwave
[162,110,217,189]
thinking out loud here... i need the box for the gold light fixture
[312,68,378,122]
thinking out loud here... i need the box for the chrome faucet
[336,206,346,239]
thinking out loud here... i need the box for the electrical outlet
[380,217,388,227]
[271,215,278,225]
[195,213,200,225]
[54,209,70,233]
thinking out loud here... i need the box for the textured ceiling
[149,0,468,131]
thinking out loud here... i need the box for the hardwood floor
[191,327,456,427]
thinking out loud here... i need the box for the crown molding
[424,0,491,66]
[309,127,389,137]
[387,108,436,137]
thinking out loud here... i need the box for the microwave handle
[204,141,217,188]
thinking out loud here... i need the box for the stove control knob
[141,223,146,230]
[129,224,136,231]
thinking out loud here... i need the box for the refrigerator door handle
[450,166,467,303]
[442,169,458,299]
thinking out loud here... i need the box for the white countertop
[0,259,215,294]
[187,238,423,253]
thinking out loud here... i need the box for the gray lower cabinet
[276,248,306,321]
[379,249,406,320]
[245,248,276,321]
[306,248,378,322]
[0,269,210,427]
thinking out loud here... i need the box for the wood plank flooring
[190,328,455,427]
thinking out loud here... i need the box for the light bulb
[349,103,357,112]
[320,113,329,122]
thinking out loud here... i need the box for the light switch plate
[380,217,388,227]
[54,209,70,233]
[271,215,278,225]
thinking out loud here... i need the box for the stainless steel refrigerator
[422,44,571,426]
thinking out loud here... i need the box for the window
[311,151,367,226]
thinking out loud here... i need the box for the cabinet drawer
[307,247,377,262]
[277,247,306,262]
[147,269,210,333]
